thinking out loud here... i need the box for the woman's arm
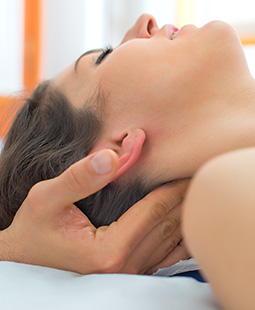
[182,147,255,310]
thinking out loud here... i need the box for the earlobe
[112,128,146,181]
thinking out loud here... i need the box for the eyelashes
[95,45,113,65]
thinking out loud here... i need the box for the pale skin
[53,14,255,309]
[1,13,255,309]
[183,148,255,310]
[53,14,255,186]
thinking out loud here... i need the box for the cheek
[101,42,173,95]
[99,41,213,114]
[100,62,158,106]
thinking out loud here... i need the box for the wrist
[0,228,16,261]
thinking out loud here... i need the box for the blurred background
[1,0,255,136]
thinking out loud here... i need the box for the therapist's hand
[0,150,189,274]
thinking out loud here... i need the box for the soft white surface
[0,261,221,310]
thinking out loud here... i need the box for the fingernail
[91,150,113,175]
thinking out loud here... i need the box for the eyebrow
[74,48,103,72]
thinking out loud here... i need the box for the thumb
[27,150,119,217]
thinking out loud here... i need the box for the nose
[120,14,159,44]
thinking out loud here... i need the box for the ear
[89,128,146,181]
[113,128,146,181]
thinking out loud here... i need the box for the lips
[165,24,179,40]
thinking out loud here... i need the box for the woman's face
[53,15,251,183]
[53,14,247,112]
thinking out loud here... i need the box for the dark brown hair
[0,82,153,230]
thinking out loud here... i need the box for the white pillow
[0,261,221,310]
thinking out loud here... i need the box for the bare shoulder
[183,153,255,310]
[196,147,255,178]
[201,147,255,170]
[188,147,255,202]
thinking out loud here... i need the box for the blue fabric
[172,270,206,283]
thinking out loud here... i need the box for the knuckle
[166,235,181,254]
[162,222,173,238]
[26,181,47,214]
[101,250,127,273]
[161,219,179,238]
[167,213,181,226]
[150,202,168,222]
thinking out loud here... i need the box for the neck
[196,76,255,166]
[220,76,255,148]
[149,76,255,182]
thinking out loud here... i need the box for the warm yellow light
[176,0,198,27]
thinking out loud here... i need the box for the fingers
[115,179,189,254]
[141,225,182,274]
[26,150,119,217]
[145,240,190,275]
[124,202,182,273]
[137,203,182,273]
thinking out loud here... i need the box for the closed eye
[95,46,113,65]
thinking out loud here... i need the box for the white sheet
[153,258,200,277]
[0,261,221,310]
